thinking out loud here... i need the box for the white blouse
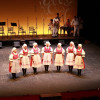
[66,46,76,54]
[75,49,85,57]
[54,47,65,55]
[9,52,19,61]
[41,46,53,53]
[30,47,40,56]
[19,49,30,57]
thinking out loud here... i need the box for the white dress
[54,47,65,66]
[65,46,76,66]
[20,49,30,69]
[30,47,41,68]
[74,49,85,69]
[9,53,20,73]
[41,46,53,65]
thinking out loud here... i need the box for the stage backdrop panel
[0,0,77,36]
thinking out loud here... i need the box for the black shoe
[23,74,25,77]
[12,73,16,80]
[47,66,49,72]
[23,72,25,76]
[70,66,73,73]
[79,70,81,76]
[77,69,79,76]
[13,77,16,80]
[34,72,38,74]
[77,69,81,76]
[45,71,48,73]
[12,76,15,79]
[23,72,26,77]
[57,66,58,70]
[14,74,17,79]
[68,66,71,73]
[45,69,48,72]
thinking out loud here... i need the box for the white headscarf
[45,41,51,46]
[12,47,17,53]
[22,44,27,49]
[33,42,38,48]
[70,41,75,47]
[57,43,62,46]
[33,42,38,46]
[78,44,82,48]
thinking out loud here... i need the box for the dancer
[9,47,20,79]
[30,42,41,74]
[74,44,85,76]
[54,43,65,71]
[65,41,76,73]
[42,41,53,72]
[20,44,30,76]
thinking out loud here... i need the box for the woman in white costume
[65,41,76,73]
[74,44,85,76]
[54,43,65,71]
[20,44,30,76]
[9,47,20,79]
[30,42,41,74]
[42,41,53,72]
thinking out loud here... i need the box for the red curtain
[0,95,39,100]
[61,90,100,100]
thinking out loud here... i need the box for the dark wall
[78,0,100,42]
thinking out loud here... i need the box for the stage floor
[0,43,100,97]
[0,34,77,41]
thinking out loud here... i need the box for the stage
[0,34,77,41]
[0,43,100,97]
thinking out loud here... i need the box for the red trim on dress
[30,48,39,66]
[9,63,11,72]
[56,47,62,54]
[23,49,28,56]
[68,46,74,53]
[9,53,19,72]
[44,46,51,53]
[76,49,85,69]
[55,48,64,64]
[33,47,39,54]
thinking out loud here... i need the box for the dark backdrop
[78,0,100,43]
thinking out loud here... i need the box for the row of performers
[9,41,85,79]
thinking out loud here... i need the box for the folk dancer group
[9,41,85,79]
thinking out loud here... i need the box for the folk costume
[9,47,20,79]
[30,43,41,74]
[42,42,53,72]
[20,44,30,76]
[65,41,76,73]
[54,43,65,71]
[74,44,85,76]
